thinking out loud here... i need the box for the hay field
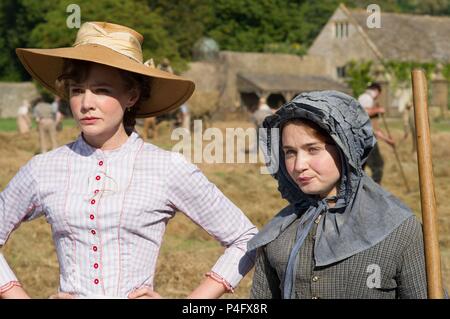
[0,118,449,298]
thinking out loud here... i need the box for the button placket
[90,158,105,226]
[89,158,105,287]
[311,272,320,299]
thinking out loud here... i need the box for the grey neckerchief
[248,91,413,299]
[283,195,345,299]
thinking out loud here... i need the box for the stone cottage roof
[347,8,450,62]
[237,73,350,94]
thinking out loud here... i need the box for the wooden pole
[380,114,411,193]
[411,69,444,299]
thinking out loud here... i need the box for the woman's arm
[0,284,30,299]
[188,277,227,299]
[166,153,258,298]
[0,158,43,299]
[0,252,30,298]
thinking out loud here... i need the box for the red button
[99,161,103,166]
[91,199,96,205]
[91,229,96,235]
[90,214,95,220]
[94,279,99,285]
[93,246,98,252]
[94,190,99,194]
[94,263,99,269]
[96,176,101,181]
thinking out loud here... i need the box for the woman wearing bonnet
[0,21,257,299]
[249,91,428,299]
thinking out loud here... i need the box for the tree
[0,0,54,80]
[148,0,215,60]
[2,0,449,81]
[345,60,373,97]
[0,0,185,80]
[205,0,309,53]
[29,0,184,70]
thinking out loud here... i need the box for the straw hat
[15,21,195,118]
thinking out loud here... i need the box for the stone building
[0,82,39,118]
[2,4,449,119]
[182,51,347,118]
[308,3,450,116]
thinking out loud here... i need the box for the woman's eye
[308,147,321,154]
[284,150,296,156]
[70,88,82,95]
[95,88,110,94]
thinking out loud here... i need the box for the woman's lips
[297,176,314,185]
[80,118,99,125]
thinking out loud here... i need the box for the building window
[337,66,347,78]
[334,21,349,38]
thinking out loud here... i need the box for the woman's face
[282,121,341,199]
[69,63,138,140]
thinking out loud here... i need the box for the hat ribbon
[73,22,144,64]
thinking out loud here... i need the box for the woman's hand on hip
[1,285,31,299]
[48,292,75,299]
[128,286,162,299]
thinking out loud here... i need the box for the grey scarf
[248,91,412,299]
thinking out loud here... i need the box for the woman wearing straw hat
[0,21,257,299]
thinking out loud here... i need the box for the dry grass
[1,118,449,298]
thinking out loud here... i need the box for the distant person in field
[0,21,257,299]
[33,96,58,153]
[249,91,428,299]
[395,86,416,158]
[251,97,273,151]
[252,97,272,129]
[402,103,416,157]
[179,102,191,131]
[141,116,158,140]
[358,82,395,184]
[51,95,65,132]
[16,99,32,134]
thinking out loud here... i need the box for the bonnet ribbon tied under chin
[282,196,343,299]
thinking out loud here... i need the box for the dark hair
[55,59,151,133]
[282,118,334,145]
[367,82,382,92]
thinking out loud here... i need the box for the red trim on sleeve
[0,281,22,294]
[205,271,234,293]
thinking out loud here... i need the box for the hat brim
[16,44,195,118]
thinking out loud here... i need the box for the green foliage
[346,60,450,111]
[345,60,373,97]
[29,0,183,70]
[263,42,306,56]
[442,64,450,82]
[2,0,450,81]
[1,0,184,81]
[0,0,54,80]
[205,0,291,53]
[204,0,339,54]
[148,0,215,60]
[385,61,437,83]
